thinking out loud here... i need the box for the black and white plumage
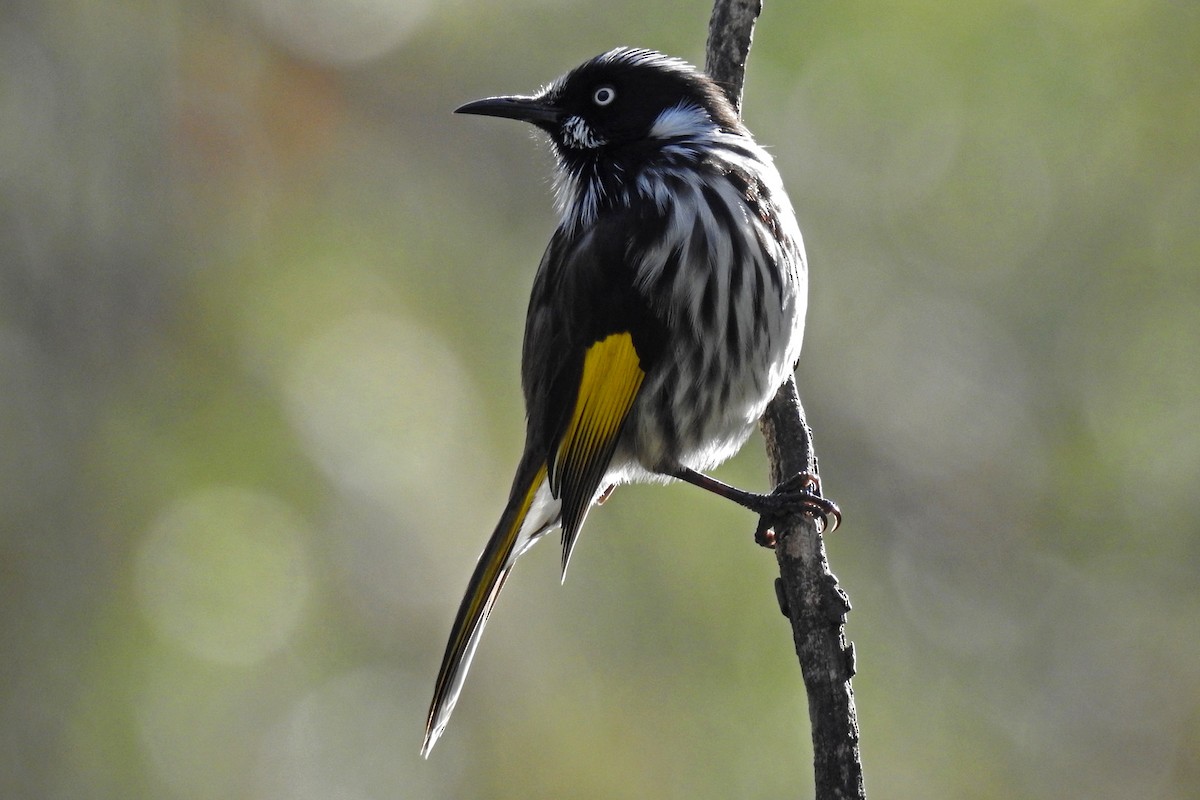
[422,47,836,756]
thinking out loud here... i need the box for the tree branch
[704,0,761,113]
[760,380,865,800]
[705,3,866,798]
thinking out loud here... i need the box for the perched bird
[422,47,838,756]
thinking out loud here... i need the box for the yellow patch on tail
[455,463,547,651]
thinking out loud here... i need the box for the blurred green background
[2,0,1198,798]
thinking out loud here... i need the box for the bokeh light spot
[135,487,311,666]
[249,0,432,66]
[283,310,482,510]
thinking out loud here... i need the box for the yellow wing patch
[551,332,645,570]
[555,332,645,484]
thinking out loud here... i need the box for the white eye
[592,85,616,106]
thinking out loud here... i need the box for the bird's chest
[630,177,801,366]
[620,183,805,469]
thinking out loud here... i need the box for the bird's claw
[753,472,842,549]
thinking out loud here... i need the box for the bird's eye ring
[592,85,616,106]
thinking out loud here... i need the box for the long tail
[421,457,555,757]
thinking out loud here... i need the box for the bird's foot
[752,472,841,549]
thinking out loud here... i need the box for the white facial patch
[561,115,606,149]
[649,103,714,140]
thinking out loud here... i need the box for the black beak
[455,95,560,126]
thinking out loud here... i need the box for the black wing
[519,209,669,572]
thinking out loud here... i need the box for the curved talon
[754,518,777,549]
[775,470,823,497]
[803,496,841,534]
[770,471,842,536]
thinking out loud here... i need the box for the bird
[422,47,839,756]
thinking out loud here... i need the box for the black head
[456,48,744,162]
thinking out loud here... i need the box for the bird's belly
[610,327,797,483]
